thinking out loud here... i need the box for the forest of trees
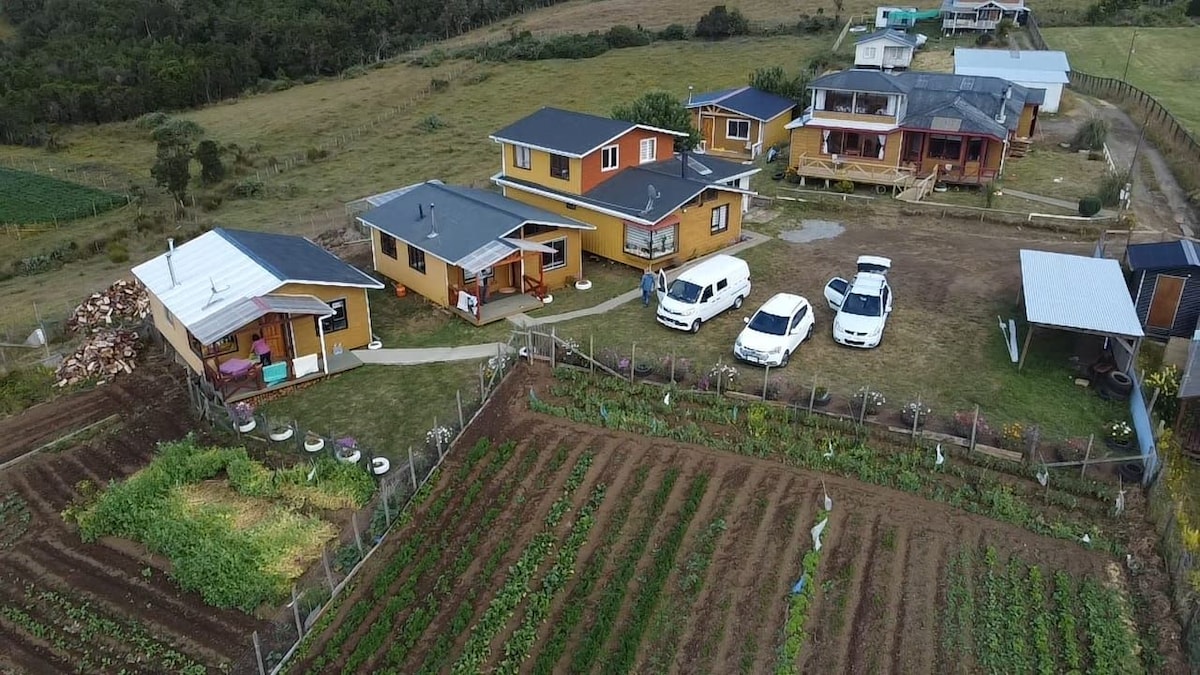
[0,0,570,145]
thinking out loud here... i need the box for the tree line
[0,0,571,145]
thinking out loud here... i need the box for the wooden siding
[371,227,452,307]
[1132,268,1200,339]
[277,283,373,355]
[1017,104,1036,138]
[788,127,906,170]
[505,189,742,269]
[695,107,761,157]
[147,294,203,374]
[761,112,793,151]
[812,110,900,126]
[500,142,583,194]
[523,227,583,289]
[579,129,675,192]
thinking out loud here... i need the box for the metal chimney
[418,203,425,219]
[426,203,439,239]
[680,149,688,178]
[166,238,178,287]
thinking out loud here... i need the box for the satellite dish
[641,184,662,216]
[202,277,231,309]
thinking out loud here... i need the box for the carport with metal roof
[1017,249,1145,371]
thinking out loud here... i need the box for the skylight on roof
[960,78,976,91]
[687,156,713,176]
[931,117,962,132]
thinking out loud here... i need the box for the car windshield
[841,293,882,317]
[667,279,702,304]
[748,311,789,336]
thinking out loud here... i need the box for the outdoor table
[219,358,254,377]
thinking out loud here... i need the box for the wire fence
[0,300,79,374]
[182,336,520,675]
[516,327,1156,484]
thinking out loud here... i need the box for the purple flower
[336,437,357,449]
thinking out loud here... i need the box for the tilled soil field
[286,368,1145,674]
[0,356,267,674]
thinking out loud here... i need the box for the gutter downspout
[318,317,329,375]
[999,136,1010,178]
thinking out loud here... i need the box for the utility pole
[1121,30,1138,82]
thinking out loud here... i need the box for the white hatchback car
[733,293,815,367]
[824,256,893,349]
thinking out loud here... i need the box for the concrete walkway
[507,230,771,328]
[355,342,513,366]
[1003,188,1116,217]
[353,230,771,365]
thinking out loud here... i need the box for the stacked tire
[1096,370,1134,402]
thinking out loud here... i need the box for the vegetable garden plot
[278,365,1173,674]
[0,167,125,224]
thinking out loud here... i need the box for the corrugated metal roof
[190,294,333,345]
[954,49,1070,84]
[1126,240,1200,271]
[1019,249,1144,337]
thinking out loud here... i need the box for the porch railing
[793,154,916,187]
[522,275,547,298]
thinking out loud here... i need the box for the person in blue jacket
[640,267,655,307]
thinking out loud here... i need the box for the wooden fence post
[762,366,770,401]
[589,334,595,374]
[291,585,304,638]
[969,405,980,451]
[808,376,817,414]
[352,513,364,555]
[252,631,266,675]
[408,445,418,488]
[1080,434,1094,478]
[321,546,335,591]
[630,342,636,383]
[550,327,556,368]
[670,350,676,384]
[911,395,922,441]
[456,389,465,429]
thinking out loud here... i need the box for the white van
[655,255,752,333]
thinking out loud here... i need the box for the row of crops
[0,167,126,225]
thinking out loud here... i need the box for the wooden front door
[259,319,288,359]
[1148,275,1186,329]
[702,116,714,147]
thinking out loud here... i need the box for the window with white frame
[727,119,751,141]
[624,223,678,260]
[601,144,619,171]
[513,145,532,170]
[639,137,657,163]
[541,238,567,271]
[710,204,729,234]
[320,298,349,333]
[863,46,877,58]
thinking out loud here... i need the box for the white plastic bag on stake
[811,517,829,552]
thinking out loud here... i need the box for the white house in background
[954,48,1070,113]
[854,30,920,70]
[941,0,1028,32]
[875,6,918,29]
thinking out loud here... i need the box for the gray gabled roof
[810,69,911,94]
[685,87,796,121]
[358,181,593,265]
[489,107,685,158]
[217,228,382,288]
[855,29,920,48]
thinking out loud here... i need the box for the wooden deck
[453,292,544,325]
[224,350,363,403]
[791,155,916,189]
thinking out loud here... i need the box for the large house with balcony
[785,69,1043,190]
[490,107,759,270]
[941,0,1027,33]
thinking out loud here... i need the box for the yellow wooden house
[356,180,595,325]
[489,107,759,271]
[786,69,1042,191]
[686,86,797,160]
[132,228,384,400]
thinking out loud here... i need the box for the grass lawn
[524,258,639,317]
[260,362,483,460]
[367,288,514,348]
[1002,146,1113,203]
[1043,26,1200,135]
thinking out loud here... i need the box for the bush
[106,242,129,263]
[983,182,1001,208]
[417,114,446,132]
[540,32,610,59]
[1078,195,1103,217]
[976,33,995,46]
[429,78,450,92]
[306,146,330,162]
[1072,117,1109,151]
[657,24,689,40]
[134,111,171,130]
[1095,169,1130,207]
[1189,0,1200,18]
[0,367,56,416]
[605,25,651,48]
[695,5,750,39]
[833,179,855,193]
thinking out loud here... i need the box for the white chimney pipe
[166,238,178,287]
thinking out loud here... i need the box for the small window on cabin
[513,145,532,170]
[407,245,426,273]
[550,153,570,180]
[380,233,398,259]
[319,298,349,334]
[966,138,984,162]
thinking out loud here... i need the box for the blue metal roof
[687,87,796,121]
[1127,241,1200,271]
[359,181,591,263]
[215,228,382,288]
[490,107,637,157]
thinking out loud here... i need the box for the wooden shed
[1125,240,1200,340]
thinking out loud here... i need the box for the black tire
[780,350,790,367]
[1117,461,1145,483]
[1107,371,1134,395]
[690,319,701,334]
[806,324,814,340]
[733,295,744,310]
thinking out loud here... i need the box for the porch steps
[1008,138,1032,158]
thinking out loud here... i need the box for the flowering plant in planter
[951,410,991,438]
[484,353,512,380]
[1106,420,1133,445]
[851,388,886,415]
[900,401,932,427]
[231,401,255,425]
[999,422,1025,450]
[660,355,692,382]
[708,363,739,390]
[426,425,453,449]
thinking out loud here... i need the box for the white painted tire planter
[371,457,391,475]
[237,420,257,433]
[574,279,593,291]
[269,427,294,442]
[542,294,554,304]
[367,340,383,350]
[337,450,362,465]
[304,437,325,453]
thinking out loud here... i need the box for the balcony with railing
[791,154,916,188]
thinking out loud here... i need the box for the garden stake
[383,488,392,527]
[478,363,485,398]
[352,513,364,555]
[291,585,303,638]
[670,350,676,383]
[322,547,335,591]
[550,327,556,368]
[911,395,922,441]
[457,390,464,429]
[762,366,770,401]
[408,446,418,489]
[970,405,980,452]
[808,375,817,414]
[630,342,636,383]
[1080,434,1094,479]
[252,631,266,675]
[589,334,595,374]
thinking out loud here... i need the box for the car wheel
[806,324,814,341]
[780,350,790,367]
[733,295,743,309]
[690,319,701,333]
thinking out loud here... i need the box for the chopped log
[67,279,151,335]
[54,329,142,387]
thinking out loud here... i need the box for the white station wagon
[824,256,894,349]
[733,293,815,367]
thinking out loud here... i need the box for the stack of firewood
[54,329,141,387]
[67,279,151,334]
